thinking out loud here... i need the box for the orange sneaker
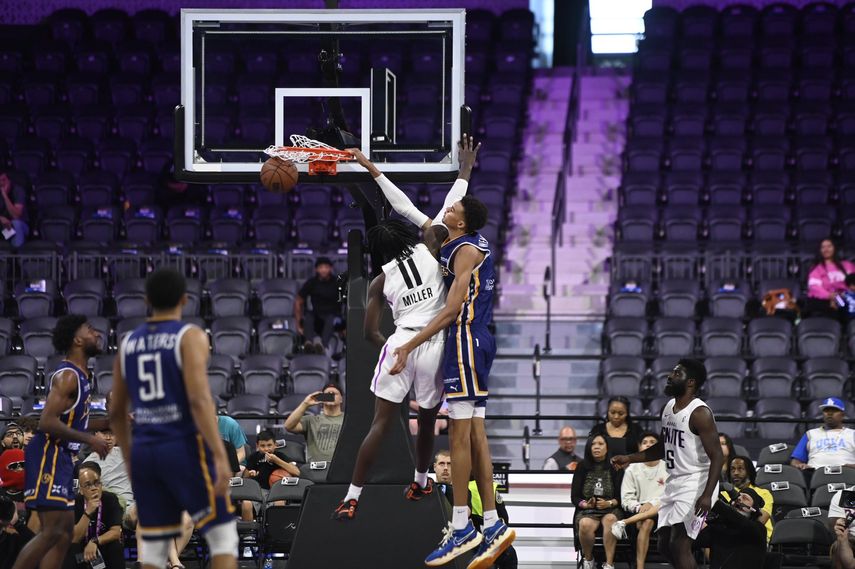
[331,499,359,521]
[405,478,434,501]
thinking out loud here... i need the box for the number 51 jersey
[120,320,198,444]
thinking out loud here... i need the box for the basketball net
[264,135,353,175]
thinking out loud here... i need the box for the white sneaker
[611,520,627,540]
[582,559,596,569]
[603,564,615,569]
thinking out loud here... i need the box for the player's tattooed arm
[364,274,388,349]
[40,370,109,458]
[692,405,724,515]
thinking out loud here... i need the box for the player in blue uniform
[13,315,109,569]
[109,268,237,569]
[390,195,514,569]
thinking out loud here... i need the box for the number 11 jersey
[119,320,197,444]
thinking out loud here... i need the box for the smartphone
[770,481,790,491]
[768,443,788,453]
[228,477,244,487]
[314,393,335,402]
[764,464,782,473]
[310,461,328,470]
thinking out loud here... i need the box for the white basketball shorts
[370,328,445,409]
[657,472,718,532]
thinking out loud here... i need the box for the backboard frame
[175,8,467,184]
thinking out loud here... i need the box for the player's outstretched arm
[110,357,132,466]
[181,326,232,496]
[611,440,665,470]
[364,274,387,349]
[347,148,432,231]
[40,370,108,458]
[428,135,480,226]
[692,405,724,515]
[389,245,482,375]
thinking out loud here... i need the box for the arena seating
[604,3,855,445]
[0,7,532,430]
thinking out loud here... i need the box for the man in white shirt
[791,398,855,471]
[611,431,667,569]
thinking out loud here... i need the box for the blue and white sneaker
[466,520,516,569]
[424,521,483,567]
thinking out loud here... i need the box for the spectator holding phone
[283,383,344,463]
[696,488,768,569]
[65,463,123,569]
[829,487,855,569]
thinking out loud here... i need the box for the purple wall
[1,0,528,25]
[653,0,848,8]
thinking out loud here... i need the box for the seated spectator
[833,515,855,569]
[719,433,736,483]
[241,430,300,519]
[0,423,23,457]
[806,239,855,317]
[0,173,28,249]
[65,463,123,569]
[696,488,768,569]
[295,257,344,350]
[283,383,344,464]
[587,397,642,457]
[433,449,453,503]
[836,274,855,320]
[18,419,36,448]
[0,494,34,569]
[218,414,248,466]
[611,432,667,569]
[0,449,24,505]
[722,456,773,542]
[572,434,623,569]
[791,398,855,471]
[543,425,580,471]
[82,427,136,530]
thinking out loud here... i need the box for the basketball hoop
[264,135,353,175]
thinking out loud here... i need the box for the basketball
[260,157,299,193]
[268,468,292,487]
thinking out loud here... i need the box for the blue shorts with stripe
[131,433,235,539]
[23,434,76,510]
[443,324,496,403]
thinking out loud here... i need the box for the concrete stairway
[497,70,630,319]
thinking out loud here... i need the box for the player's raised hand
[610,455,631,470]
[458,134,481,171]
[346,148,370,166]
[389,346,411,375]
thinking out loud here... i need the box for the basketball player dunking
[612,359,724,569]
[351,137,514,569]
[109,269,238,569]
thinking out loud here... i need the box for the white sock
[452,506,469,530]
[414,470,428,488]
[483,509,499,529]
[344,484,362,502]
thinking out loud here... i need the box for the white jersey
[660,398,713,478]
[382,243,446,328]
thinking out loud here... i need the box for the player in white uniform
[612,359,723,569]
[333,219,448,520]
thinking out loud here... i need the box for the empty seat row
[603,354,853,402]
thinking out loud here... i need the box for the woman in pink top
[805,239,855,316]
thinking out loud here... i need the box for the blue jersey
[46,362,92,454]
[439,232,495,328]
[120,320,197,444]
